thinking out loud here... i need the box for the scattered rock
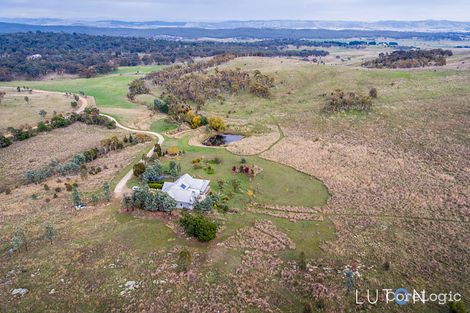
[11,288,28,296]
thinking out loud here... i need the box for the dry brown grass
[0,87,74,130]
[0,123,126,189]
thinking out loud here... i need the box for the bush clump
[323,89,372,113]
[179,213,217,242]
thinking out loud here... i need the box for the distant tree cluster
[362,49,453,68]
[0,32,329,81]
[140,55,274,124]
[323,89,373,113]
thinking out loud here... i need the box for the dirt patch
[224,220,295,251]
[226,130,280,155]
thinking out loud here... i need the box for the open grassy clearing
[2,65,165,126]
[0,87,74,129]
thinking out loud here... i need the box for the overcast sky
[1,0,469,21]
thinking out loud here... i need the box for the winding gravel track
[99,113,164,197]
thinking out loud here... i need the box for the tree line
[0,32,328,81]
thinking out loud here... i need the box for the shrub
[205,165,215,175]
[44,223,55,244]
[142,163,164,183]
[154,143,162,157]
[449,301,467,313]
[65,183,73,192]
[167,146,180,156]
[5,187,11,195]
[0,135,12,148]
[177,249,192,272]
[71,187,81,206]
[323,89,372,113]
[153,98,169,113]
[299,251,307,271]
[148,182,163,189]
[103,182,111,202]
[369,87,378,98]
[194,196,214,213]
[55,187,62,193]
[91,193,99,205]
[43,184,50,191]
[180,213,217,242]
[210,157,222,164]
[208,116,226,132]
[168,161,181,177]
[133,163,146,177]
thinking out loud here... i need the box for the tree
[142,163,163,183]
[44,222,55,244]
[12,228,27,252]
[194,196,214,213]
[168,161,181,177]
[154,143,162,157]
[71,187,81,206]
[103,182,111,202]
[177,249,192,272]
[159,192,177,214]
[79,164,88,181]
[344,269,355,292]
[39,109,47,119]
[180,213,217,242]
[0,91,5,104]
[133,163,146,177]
[91,193,99,205]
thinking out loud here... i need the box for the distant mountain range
[0,19,469,41]
[1,18,470,32]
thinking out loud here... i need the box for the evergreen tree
[103,181,111,202]
[44,222,55,244]
[71,187,81,206]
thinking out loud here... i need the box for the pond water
[203,134,244,146]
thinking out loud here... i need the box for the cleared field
[0,88,74,130]
[0,123,126,189]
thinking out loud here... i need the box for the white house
[162,174,210,209]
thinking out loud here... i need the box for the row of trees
[1,107,115,148]
[362,49,453,68]
[24,133,135,184]
[122,185,176,213]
